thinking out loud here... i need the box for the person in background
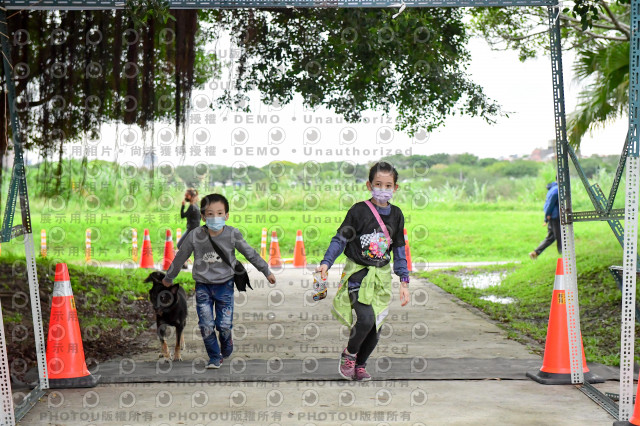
[178,188,200,249]
[529,180,561,259]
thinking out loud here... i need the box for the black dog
[145,271,188,361]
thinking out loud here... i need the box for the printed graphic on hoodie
[360,229,391,260]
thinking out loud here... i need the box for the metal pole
[0,7,49,393]
[0,298,14,425]
[619,0,640,419]
[548,5,583,384]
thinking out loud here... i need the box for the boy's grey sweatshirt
[164,225,271,285]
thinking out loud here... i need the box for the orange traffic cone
[526,259,602,384]
[292,230,307,268]
[404,228,413,272]
[139,228,154,268]
[46,263,99,388]
[162,230,176,271]
[268,231,283,267]
[614,380,640,425]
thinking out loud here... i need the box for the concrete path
[20,264,617,425]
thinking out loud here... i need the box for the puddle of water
[480,295,516,304]
[453,271,515,304]
[456,271,506,289]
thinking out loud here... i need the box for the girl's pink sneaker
[339,349,356,380]
[354,365,371,381]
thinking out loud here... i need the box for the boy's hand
[162,278,172,287]
[315,264,328,280]
[400,286,410,307]
[267,274,276,284]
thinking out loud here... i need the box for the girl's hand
[316,264,328,280]
[267,274,276,284]
[400,285,410,307]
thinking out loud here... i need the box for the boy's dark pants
[195,279,234,363]
[347,288,380,367]
[535,218,562,255]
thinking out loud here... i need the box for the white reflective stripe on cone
[52,280,73,297]
[553,274,565,291]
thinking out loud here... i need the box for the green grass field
[419,235,630,366]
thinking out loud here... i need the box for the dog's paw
[173,354,183,361]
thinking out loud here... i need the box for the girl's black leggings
[347,289,380,366]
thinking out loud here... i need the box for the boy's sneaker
[206,359,221,369]
[354,365,371,381]
[339,348,356,380]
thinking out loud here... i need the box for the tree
[4,9,218,194]
[568,40,628,145]
[486,160,540,178]
[453,153,479,166]
[426,153,451,165]
[478,157,498,167]
[10,7,510,197]
[471,2,629,61]
[203,8,503,137]
[471,2,630,146]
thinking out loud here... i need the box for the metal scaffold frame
[0,0,637,423]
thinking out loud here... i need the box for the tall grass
[10,158,625,212]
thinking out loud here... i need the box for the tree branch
[564,21,629,41]
[502,29,549,42]
[27,92,57,108]
[600,1,630,38]
[559,13,624,33]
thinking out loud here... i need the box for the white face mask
[206,217,225,231]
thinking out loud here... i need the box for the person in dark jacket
[178,188,200,249]
[529,181,561,259]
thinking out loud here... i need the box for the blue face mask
[206,217,225,231]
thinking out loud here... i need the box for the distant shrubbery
[16,153,623,212]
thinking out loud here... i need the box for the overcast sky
[25,34,628,168]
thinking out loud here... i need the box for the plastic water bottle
[312,272,328,301]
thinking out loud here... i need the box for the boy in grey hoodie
[163,193,276,368]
